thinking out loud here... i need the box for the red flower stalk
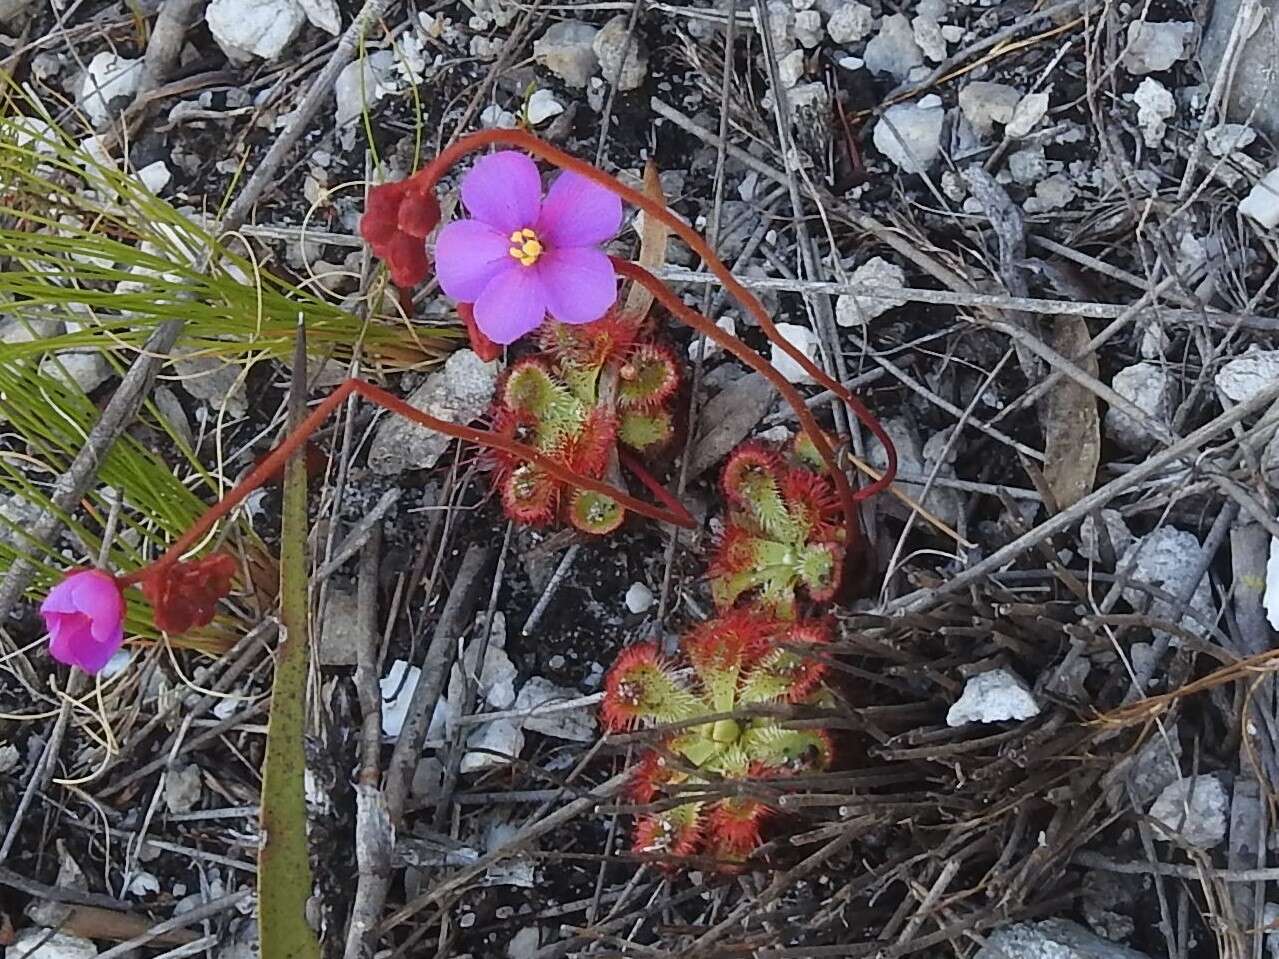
[137,553,238,635]
[360,175,441,288]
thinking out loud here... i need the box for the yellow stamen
[508,227,543,267]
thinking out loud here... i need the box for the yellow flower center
[508,227,544,267]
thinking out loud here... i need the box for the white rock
[1104,362,1171,451]
[508,927,541,959]
[514,677,595,741]
[136,160,171,195]
[42,352,111,394]
[380,660,421,738]
[1133,78,1175,147]
[625,582,654,614]
[778,48,806,88]
[164,764,203,814]
[0,744,19,774]
[946,669,1040,726]
[764,0,796,52]
[5,929,97,959]
[594,15,648,91]
[367,350,500,474]
[128,870,161,897]
[827,2,873,44]
[836,256,907,325]
[534,20,600,88]
[837,55,865,71]
[688,315,737,361]
[1078,509,1134,562]
[912,14,947,62]
[794,9,823,47]
[1206,123,1256,157]
[461,718,524,772]
[206,0,307,62]
[1119,527,1215,644]
[334,51,396,126]
[480,103,518,129]
[99,649,134,680]
[1265,535,1279,630]
[80,52,142,125]
[873,95,945,174]
[1005,91,1049,139]
[1023,173,1077,213]
[958,81,1021,137]
[975,920,1153,959]
[449,612,517,711]
[526,89,564,125]
[770,323,820,384]
[297,0,340,34]
[1121,20,1195,75]
[1217,350,1279,404]
[1240,167,1279,228]
[1148,775,1229,848]
[864,14,924,80]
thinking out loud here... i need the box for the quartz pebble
[769,323,820,384]
[206,0,306,62]
[1134,78,1175,147]
[625,582,654,614]
[80,52,142,125]
[873,95,945,174]
[1148,775,1229,848]
[864,14,924,80]
[835,256,907,325]
[534,20,599,88]
[946,669,1040,727]
[827,2,873,44]
[1104,362,1171,451]
[1121,19,1195,75]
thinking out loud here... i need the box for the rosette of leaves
[708,441,845,618]
[600,609,834,865]
[490,316,680,534]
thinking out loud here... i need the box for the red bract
[138,553,238,635]
[360,176,441,288]
[458,303,502,362]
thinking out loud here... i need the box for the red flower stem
[618,449,687,521]
[412,130,898,533]
[613,258,862,546]
[118,377,695,587]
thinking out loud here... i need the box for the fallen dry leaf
[686,372,775,481]
[1040,315,1099,509]
[622,160,668,320]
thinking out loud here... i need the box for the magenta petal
[435,220,517,302]
[473,266,548,344]
[536,171,623,249]
[536,247,618,325]
[461,151,543,233]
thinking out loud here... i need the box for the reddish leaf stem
[118,378,695,587]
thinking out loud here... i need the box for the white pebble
[625,582,654,614]
[770,323,820,384]
[946,669,1040,726]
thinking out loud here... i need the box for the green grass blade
[258,345,320,959]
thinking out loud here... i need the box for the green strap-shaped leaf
[258,341,321,959]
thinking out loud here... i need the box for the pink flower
[41,569,126,674]
[434,151,622,345]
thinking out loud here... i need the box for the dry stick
[379,773,627,933]
[0,0,394,623]
[883,382,1279,615]
[344,529,392,959]
[1074,850,1279,883]
[382,544,491,824]
[93,890,253,959]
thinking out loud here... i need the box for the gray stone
[1121,19,1195,75]
[318,585,362,667]
[1104,362,1172,452]
[1202,0,1279,141]
[912,14,947,62]
[1118,527,1216,645]
[367,350,499,474]
[1134,78,1175,147]
[173,350,248,419]
[4,930,97,959]
[534,21,600,88]
[778,48,806,88]
[1078,509,1134,563]
[1148,775,1229,848]
[42,351,111,394]
[795,9,823,47]
[836,256,907,325]
[1216,349,1279,403]
[1008,146,1047,185]
[826,2,873,45]
[946,668,1040,726]
[975,919,1152,959]
[514,677,595,741]
[958,81,1020,136]
[461,718,523,772]
[164,764,203,814]
[1005,91,1049,139]
[594,16,648,91]
[864,14,924,80]
[1240,167,1279,228]
[873,95,944,173]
